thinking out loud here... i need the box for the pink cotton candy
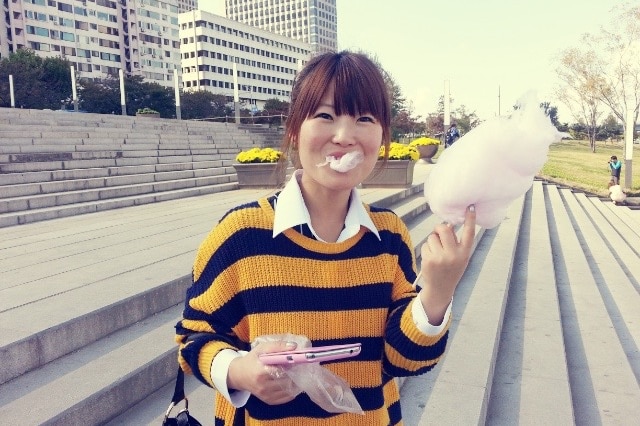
[424,92,567,228]
[316,151,364,173]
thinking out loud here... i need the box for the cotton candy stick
[424,92,566,228]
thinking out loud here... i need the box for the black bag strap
[172,366,187,405]
[163,333,210,423]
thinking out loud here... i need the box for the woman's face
[296,87,383,193]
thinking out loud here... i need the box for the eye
[314,112,333,120]
[358,115,376,123]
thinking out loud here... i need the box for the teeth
[316,151,364,173]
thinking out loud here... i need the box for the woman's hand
[227,340,299,405]
[419,205,476,324]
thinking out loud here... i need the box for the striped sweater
[176,195,450,425]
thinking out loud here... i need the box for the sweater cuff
[211,349,251,407]
[412,293,452,335]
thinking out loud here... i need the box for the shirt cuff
[211,349,250,408]
[412,291,452,335]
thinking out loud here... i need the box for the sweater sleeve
[381,214,450,377]
[175,209,252,389]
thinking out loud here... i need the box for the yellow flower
[235,147,283,163]
[409,137,440,147]
[378,142,419,161]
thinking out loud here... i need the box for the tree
[556,47,604,151]
[425,96,480,138]
[540,101,560,127]
[555,4,640,149]
[181,91,230,120]
[78,76,121,114]
[598,113,623,141]
[79,74,174,117]
[0,49,72,110]
[586,4,640,128]
[452,105,480,135]
[257,97,289,126]
[126,77,174,117]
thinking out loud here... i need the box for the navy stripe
[219,199,263,223]
[242,282,392,313]
[245,385,386,420]
[308,336,384,364]
[388,398,403,425]
[386,304,449,362]
[198,282,392,336]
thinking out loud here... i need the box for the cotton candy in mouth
[316,151,364,172]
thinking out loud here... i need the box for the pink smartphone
[259,343,361,365]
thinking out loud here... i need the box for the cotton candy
[317,151,364,173]
[424,92,566,228]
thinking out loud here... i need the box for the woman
[176,51,476,425]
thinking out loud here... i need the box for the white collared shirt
[273,169,380,242]
[211,169,452,407]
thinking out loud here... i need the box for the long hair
[280,51,391,169]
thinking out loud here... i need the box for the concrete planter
[361,160,416,187]
[136,113,160,119]
[416,144,439,163]
[233,162,286,188]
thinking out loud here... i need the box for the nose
[332,116,357,145]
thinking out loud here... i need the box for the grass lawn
[539,140,640,197]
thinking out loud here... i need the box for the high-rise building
[1,0,182,88]
[224,0,337,53]
[179,9,311,108]
[175,0,198,13]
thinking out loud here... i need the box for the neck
[299,181,351,243]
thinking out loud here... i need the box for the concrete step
[0,172,240,214]
[0,160,230,186]
[407,182,640,425]
[0,164,234,199]
[0,184,429,425]
[0,153,236,173]
[0,172,638,424]
[0,179,240,227]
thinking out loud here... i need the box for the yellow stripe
[241,308,388,342]
[193,203,273,281]
[384,342,440,373]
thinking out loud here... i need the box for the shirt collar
[272,169,380,242]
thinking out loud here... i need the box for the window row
[183,79,291,98]
[182,64,293,87]
[26,41,120,62]
[183,20,308,55]
[184,35,302,65]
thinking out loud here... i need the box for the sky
[199,0,632,122]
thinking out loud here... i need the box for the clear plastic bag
[253,334,363,414]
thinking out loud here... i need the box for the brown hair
[280,51,391,169]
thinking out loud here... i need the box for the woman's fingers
[460,205,476,251]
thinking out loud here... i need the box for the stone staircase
[0,108,281,228]
[0,169,638,424]
[0,109,638,424]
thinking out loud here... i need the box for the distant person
[608,155,622,185]
[445,123,460,148]
[608,181,627,205]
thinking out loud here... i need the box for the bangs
[285,51,392,145]
[332,64,387,121]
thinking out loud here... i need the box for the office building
[224,0,337,53]
[175,0,197,13]
[179,9,311,108]
[1,0,182,87]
